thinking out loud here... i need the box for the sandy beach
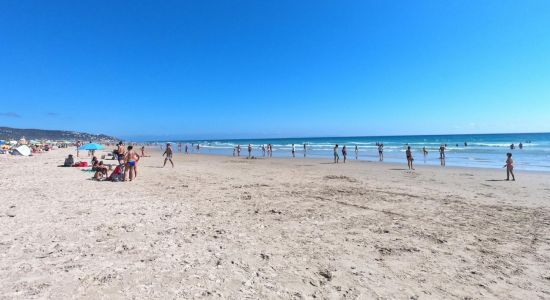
[1,148,550,299]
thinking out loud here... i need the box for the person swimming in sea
[504,152,515,181]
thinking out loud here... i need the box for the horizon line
[132,131,550,143]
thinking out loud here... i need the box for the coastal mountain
[0,126,118,142]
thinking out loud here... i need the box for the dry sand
[1,148,550,299]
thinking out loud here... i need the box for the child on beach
[406,146,414,170]
[504,153,515,181]
[334,144,340,163]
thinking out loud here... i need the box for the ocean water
[157,133,550,171]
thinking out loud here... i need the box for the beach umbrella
[79,143,105,150]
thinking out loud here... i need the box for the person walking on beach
[185,144,189,154]
[237,145,241,157]
[406,146,414,170]
[303,143,307,157]
[378,143,384,161]
[141,146,145,157]
[291,144,296,158]
[504,153,515,181]
[268,144,273,157]
[162,143,174,167]
[334,144,340,163]
[342,145,348,163]
[124,145,140,181]
[423,147,428,157]
[439,144,446,159]
[355,145,358,160]
[248,144,252,158]
[262,145,266,157]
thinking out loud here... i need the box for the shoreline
[147,146,550,174]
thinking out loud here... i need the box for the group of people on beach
[70,138,521,182]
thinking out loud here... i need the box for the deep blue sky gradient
[1,1,549,140]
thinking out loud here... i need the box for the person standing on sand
[236,145,241,156]
[162,143,174,167]
[355,145,358,160]
[262,145,266,157]
[504,153,515,181]
[124,145,140,181]
[378,143,384,161]
[292,144,296,158]
[334,144,340,163]
[303,143,307,157]
[141,146,145,157]
[439,144,446,159]
[117,142,126,164]
[342,145,347,163]
[76,141,81,157]
[268,144,273,157]
[248,144,252,158]
[406,146,414,170]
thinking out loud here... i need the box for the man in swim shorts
[124,145,140,181]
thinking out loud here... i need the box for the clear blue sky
[1,1,549,140]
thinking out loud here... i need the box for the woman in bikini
[342,145,347,163]
[504,153,515,181]
[406,146,414,170]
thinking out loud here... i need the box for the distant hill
[0,126,118,142]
